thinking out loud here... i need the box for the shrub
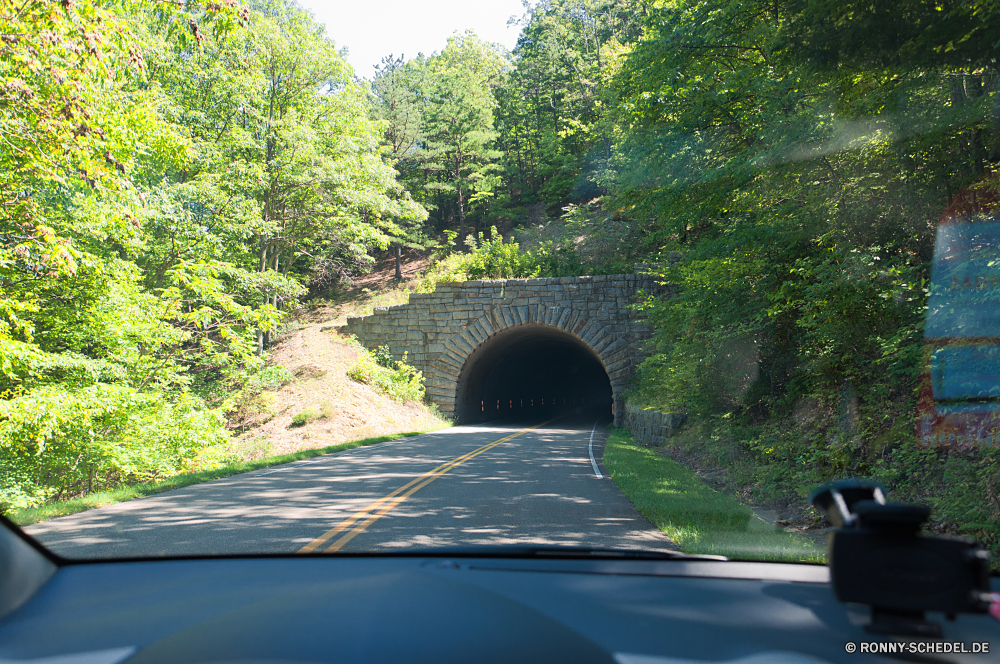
[372,345,396,369]
[0,385,230,511]
[347,346,424,403]
[251,365,295,391]
[416,227,540,291]
[222,365,294,430]
[462,227,540,280]
[290,410,318,427]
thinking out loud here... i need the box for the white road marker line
[588,419,603,479]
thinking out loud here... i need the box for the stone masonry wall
[623,403,688,446]
[341,271,667,424]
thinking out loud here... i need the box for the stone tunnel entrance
[456,324,613,424]
[341,271,668,423]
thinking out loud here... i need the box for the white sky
[295,0,531,79]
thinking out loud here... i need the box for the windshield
[2,0,998,568]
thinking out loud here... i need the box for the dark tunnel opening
[455,324,613,425]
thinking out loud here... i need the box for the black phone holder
[810,479,992,638]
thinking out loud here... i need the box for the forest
[2,0,999,549]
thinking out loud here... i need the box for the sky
[295,0,531,79]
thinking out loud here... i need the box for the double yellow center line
[298,420,553,554]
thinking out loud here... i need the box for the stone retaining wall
[623,403,687,446]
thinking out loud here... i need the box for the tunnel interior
[455,324,613,424]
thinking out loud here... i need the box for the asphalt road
[26,416,677,558]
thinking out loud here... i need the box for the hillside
[226,251,446,462]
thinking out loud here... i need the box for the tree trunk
[394,244,403,281]
[257,238,268,272]
[264,251,281,348]
[457,182,467,251]
[256,239,268,355]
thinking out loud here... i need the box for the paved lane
[26,418,676,558]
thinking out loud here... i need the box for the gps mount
[810,479,992,638]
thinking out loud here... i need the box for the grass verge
[603,426,824,563]
[8,429,446,527]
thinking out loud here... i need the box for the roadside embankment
[603,425,823,562]
[226,320,447,460]
[12,291,450,526]
[10,432,434,526]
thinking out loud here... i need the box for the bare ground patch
[229,320,448,461]
[299,247,433,327]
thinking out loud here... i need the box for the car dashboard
[1,522,998,664]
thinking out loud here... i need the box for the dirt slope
[229,251,447,460]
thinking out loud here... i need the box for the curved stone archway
[453,321,614,423]
[430,304,634,423]
[341,273,668,424]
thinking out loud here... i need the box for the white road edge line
[588,419,603,479]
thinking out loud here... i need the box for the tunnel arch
[436,305,632,422]
[455,323,614,423]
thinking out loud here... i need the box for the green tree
[611,0,994,437]
[0,0,422,510]
[143,0,424,327]
[370,54,432,279]
[0,0,255,510]
[493,0,646,216]
[414,32,508,249]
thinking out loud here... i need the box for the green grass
[290,409,319,427]
[8,429,446,526]
[603,427,824,563]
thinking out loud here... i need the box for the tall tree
[145,0,425,328]
[414,32,508,248]
[0,0,423,510]
[492,0,647,214]
[370,54,432,279]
